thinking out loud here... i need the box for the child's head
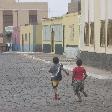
[53,57,59,64]
[76,59,82,66]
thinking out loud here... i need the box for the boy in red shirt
[72,59,87,102]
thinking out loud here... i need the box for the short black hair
[53,57,59,64]
[76,59,82,66]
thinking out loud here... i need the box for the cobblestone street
[0,53,112,112]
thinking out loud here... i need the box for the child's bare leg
[76,92,82,102]
[81,90,87,97]
[53,87,60,100]
[54,87,57,96]
[80,87,88,97]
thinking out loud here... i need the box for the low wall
[80,51,112,71]
[64,47,80,59]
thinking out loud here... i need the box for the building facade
[12,26,20,51]
[0,0,48,34]
[42,17,63,54]
[68,0,81,14]
[63,13,80,58]
[42,13,80,56]
[20,24,42,52]
[80,0,112,70]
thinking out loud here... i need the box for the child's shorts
[72,80,84,93]
[51,80,59,88]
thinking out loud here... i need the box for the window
[107,19,112,47]
[22,34,24,38]
[25,33,27,41]
[100,20,105,47]
[90,22,94,45]
[84,22,89,46]
[29,10,37,25]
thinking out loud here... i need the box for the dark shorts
[72,80,84,93]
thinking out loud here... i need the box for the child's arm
[63,68,69,76]
[83,69,88,80]
[83,73,88,80]
[49,66,54,73]
[72,73,74,81]
[60,64,69,75]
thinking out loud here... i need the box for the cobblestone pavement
[0,53,112,112]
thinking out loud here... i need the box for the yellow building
[42,13,80,57]
[20,24,42,52]
[42,17,63,54]
[63,13,80,58]
[81,0,112,70]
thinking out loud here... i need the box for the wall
[12,26,20,51]
[35,24,42,52]
[80,0,112,70]
[0,0,48,34]
[20,25,42,52]
[42,13,80,56]
[20,25,33,52]
[63,13,79,47]
[63,13,80,58]
[68,0,81,13]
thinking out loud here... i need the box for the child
[49,57,69,100]
[71,59,87,102]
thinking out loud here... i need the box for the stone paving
[0,53,112,112]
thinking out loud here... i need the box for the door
[22,35,24,52]
[51,29,55,52]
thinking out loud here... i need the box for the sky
[16,0,71,17]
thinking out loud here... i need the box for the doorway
[51,29,55,52]
[22,35,24,52]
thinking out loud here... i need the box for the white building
[80,0,112,70]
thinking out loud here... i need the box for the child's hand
[71,82,73,86]
[66,72,69,76]
[65,71,69,75]
[60,63,63,68]
[71,80,74,86]
[83,74,88,80]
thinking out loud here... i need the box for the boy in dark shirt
[72,59,87,102]
[49,57,69,100]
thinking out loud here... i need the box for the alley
[0,53,112,112]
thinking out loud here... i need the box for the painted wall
[20,25,42,52]
[0,0,48,33]
[63,13,80,47]
[80,0,112,70]
[81,0,112,54]
[62,13,80,58]
[42,13,80,56]
[20,25,33,52]
[12,26,20,51]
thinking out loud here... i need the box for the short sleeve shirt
[73,66,86,81]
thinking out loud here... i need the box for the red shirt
[72,66,86,81]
